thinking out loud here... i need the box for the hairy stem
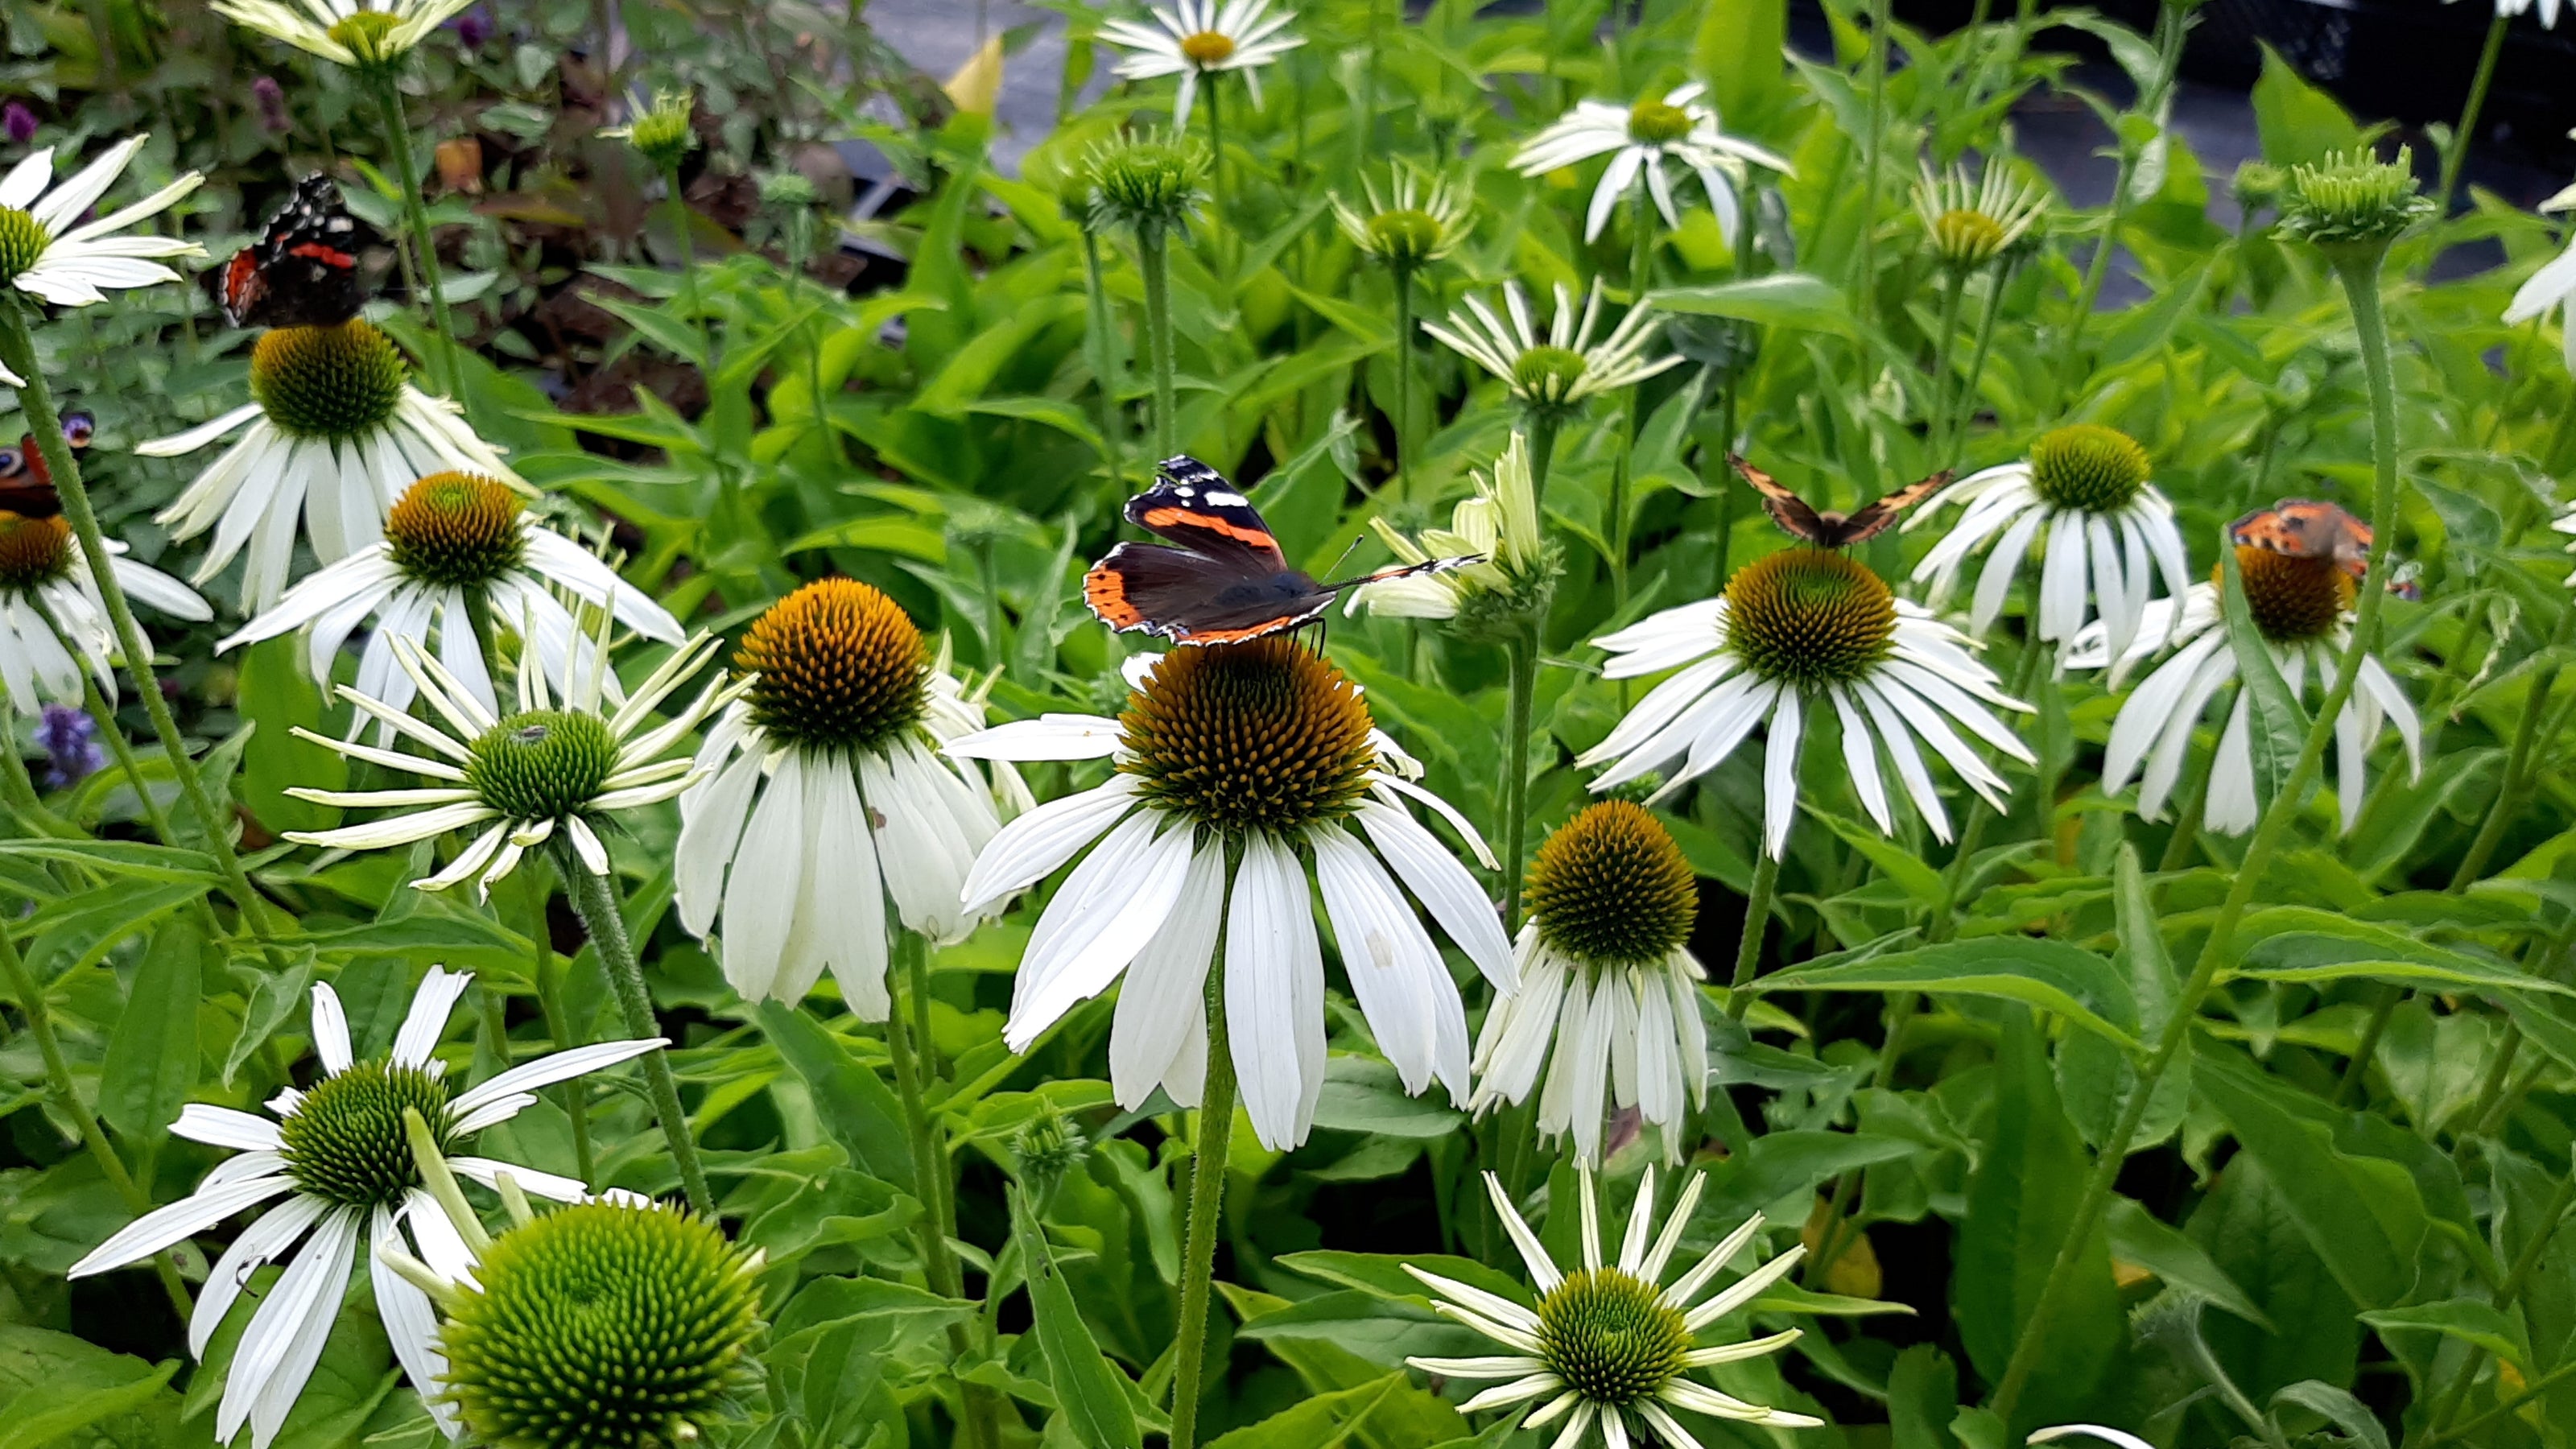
[366,68,462,397]
[1501,631,1540,931]
[1724,850,1783,1022]
[1169,863,1239,1449]
[1139,227,1179,460]
[556,839,714,1216]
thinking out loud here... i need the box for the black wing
[1084,540,1332,646]
[1123,456,1291,573]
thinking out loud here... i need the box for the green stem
[0,298,291,959]
[1501,632,1539,931]
[1391,258,1416,503]
[1525,410,1560,515]
[1169,863,1239,1449]
[1948,257,2014,466]
[2437,14,2509,220]
[1988,239,2412,1426]
[2430,1165,2576,1436]
[555,839,714,1216]
[522,866,592,1186]
[659,162,712,370]
[884,930,993,1447]
[76,673,175,844]
[365,68,462,397]
[1080,228,1128,460]
[2450,604,2572,890]
[1724,850,1783,1022]
[1139,227,1179,460]
[1925,266,1968,460]
[1203,72,1225,224]
[2064,2,2184,394]
[0,909,192,1318]
[1853,0,1893,328]
[2438,1356,2576,1444]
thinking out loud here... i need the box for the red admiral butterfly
[1084,457,1481,646]
[0,413,94,519]
[205,175,376,329]
[2229,497,2418,601]
[1730,455,1955,547]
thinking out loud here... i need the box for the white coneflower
[1473,803,1708,1165]
[66,966,663,1449]
[2505,196,2576,376]
[279,621,733,898]
[947,638,1514,1148]
[1907,423,2194,666]
[1424,279,1682,420]
[213,0,479,68]
[1580,548,2033,857]
[1331,166,1472,268]
[142,319,522,613]
[0,135,203,312]
[1352,430,1548,621]
[1098,0,1304,131]
[2072,546,2421,834]
[1406,1167,1822,1446]
[675,579,1022,1018]
[1912,160,2050,274]
[217,471,682,733]
[378,1158,762,1449]
[0,510,208,709]
[1512,84,1792,243]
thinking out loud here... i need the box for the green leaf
[1808,807,1946,907]
[1203,1376,1402,1449]
[1010,1187,1141,1449]
[2229,906,2576,997]
[2359,1299,2530,1367]
[0,1356,177,1449]
[1649,273,1856,338]
[224,947,318,1088]
[1700,1129,1918,1223]
[2250,43,2365,167]
[1754,938,2140,1047]
[2218,540,2310,813]
[2104,1196,2270,1328]
[0,840,221,884]
[2194,1046,2426,1308]
[2269,1381,2391,1449]
[237,636,345,834]
[1954,1010,2121,1425]
[756,1002,917,1194]
[1278,1250,1527,1308]
[2111,844,2178,1034]
[1311,1055,1463,1138]
[97,915,205,1141]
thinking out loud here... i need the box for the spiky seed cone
[437,1202,762,1449]
[249,320,408,441]
[386,472,526,588]
[0,207,47,283]
[737,578,928,755]
[1525,802,1697,968]
[465,711,619,820]
[2232,546,2352,643]
[1627,101,1693,145]
[1724,549,1898,688]
[0,513,72,590]
[1119,638,1377,836]
[2028,424,2152,512]
[1536,1266,1690,1406]
[279,1061,453,1208]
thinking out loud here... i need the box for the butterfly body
[1084,457,1480,645]
[0,413,95,519]
[206,175,376,329]
[2231,497,2417,602]
[1729,455,1953,547]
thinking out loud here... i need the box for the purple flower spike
[251,76,291,134]
[36,705,105,792]
[2,101,37,146]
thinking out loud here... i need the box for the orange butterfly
[1728,456,1954,548]
[2228,498,2418,601]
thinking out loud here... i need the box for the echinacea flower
[1405,1167,1823,1445]
[1424,279,1681,422]
[215,0,481,70]
[600,89,696,172]
[1511,84,1792,243]
[378,1156,762,1449]
[217,471,682,734]
[2027,1428,2153,1449]
[1083,128,1209,239]
[1331,165,1472,269]
[280,620,733,897]
[0,135,204,312]
[946,638,1514,1148]
[1906,423,2193,666]
[1581,547,2033,858]
[1099,0,1303,132]
[1913,160,2050,274]
[0,512,208,710]
[1472,803,1708,1164]
[66,966,663,1449]
[675,580,1022,1016]
[143,319,523,613]
[1352,429,1550,624]
[2071,547,2421,835]
[2505,192,2576,377]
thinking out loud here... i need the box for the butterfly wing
[1125,456,1292,572]
[225,175,374,328]
[1830,470,1956,547]
[1084,540,1332,645]
[1729,455,1831,545]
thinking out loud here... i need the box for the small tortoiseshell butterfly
[1730,455,1955,548]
